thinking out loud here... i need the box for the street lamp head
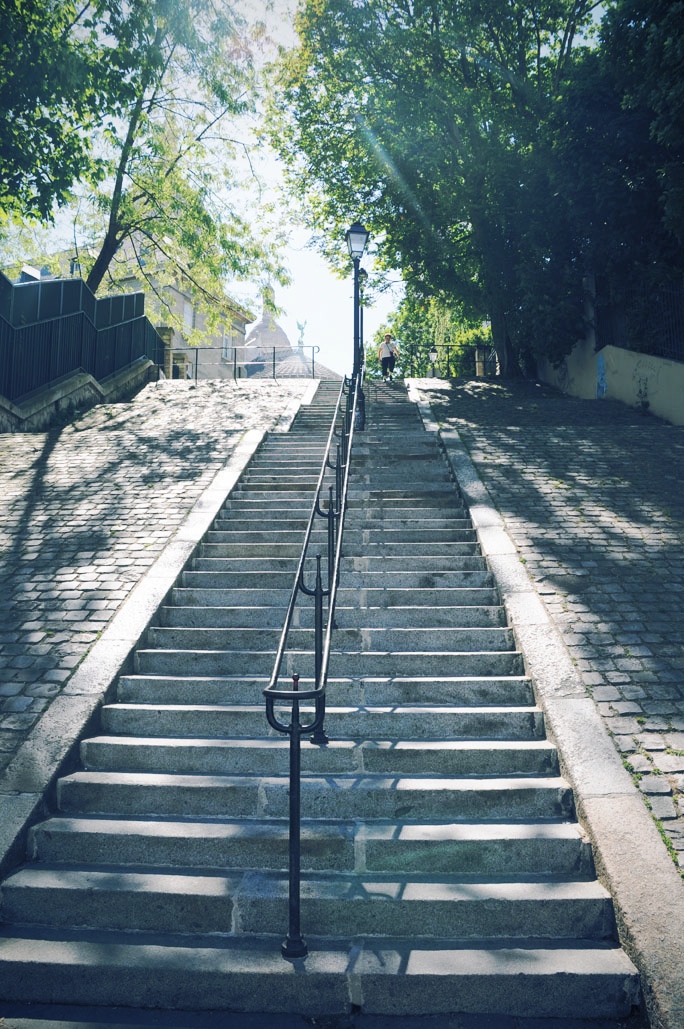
[429,347,438,363]
[346,222,370,261]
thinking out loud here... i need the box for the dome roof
[244,289,293,352]
[242,288,343,381]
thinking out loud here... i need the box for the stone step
[179,569,496,590]
[350,486,456,498]
[169,587,293,607]
[190,553,488,572]
[238,476,320,488]
[200,535,477,551]
[158,603,507,630]
[170,586,502,608]
[56,771,574,821]
[189,557,300,573]
[100,704,545,741]
[228,490,320,502]
[1,867,615,940]
[178,570,300,589]
[188,556,489,577]
[209,521,311,534]
[144,625,515,653]
[221,498,312,512]
[134,647,525,678]
[0,930,639,1018]
[80,736,557,777]
[346,507,468,521]
[29,817,592,878]
[350,474,453,488]
[115,674,535,707]
[198,542,309,560]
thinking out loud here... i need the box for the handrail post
[281,673,308,960]
[335,443,343,514]
[326,485,335,596]
[310,557,329,746]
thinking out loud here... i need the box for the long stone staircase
[0,380,640,1020]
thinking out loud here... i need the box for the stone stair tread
[134,647,523,658]
[3,865,611,900]
[144,626,516,650]
[30,815,583,844]
[133,649,526,679]
[84,735,555,751]
[101,702,542,717]
[158,605,508,629]
[0,929,639,1018]
[2,869,615,943]
[59,770,569,791]
[114,673,535,707]
[28,816,591,876]
[80,735,557,775]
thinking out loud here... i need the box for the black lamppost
[429,345,438,377]
[358,266,368,355]
[345,222,370,378]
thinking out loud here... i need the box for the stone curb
[0,426,267,879]
[407,381,684,1029]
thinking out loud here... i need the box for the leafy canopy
[266,0,602,373]
[0,0,289,340]
[0,1,115,220]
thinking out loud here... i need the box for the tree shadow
[423,379,684,722]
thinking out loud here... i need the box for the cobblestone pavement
[0,379,311,774]
[420,378,684,870]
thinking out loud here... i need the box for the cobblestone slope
[0,379,312,772]
[419,378,684,868]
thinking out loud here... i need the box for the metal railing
[595,285,684,364]
[263,370,364,960]
[402,342,459,377]
[170,345,323,382]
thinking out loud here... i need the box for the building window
[222,325,234,361]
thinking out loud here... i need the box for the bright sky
[239,227,403,378]
[233,0,404,376]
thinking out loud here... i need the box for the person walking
[378,334,399,381]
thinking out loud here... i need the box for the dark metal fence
[402,343,459,377]
[595,285,684,363]
[0,273,164,402]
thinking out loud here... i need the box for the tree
[73,0,286,322]
[601,0,684,246]
[1,0,287,338]
[267,0,603,375]
[539,3,684,355]
[365,289,485,379]
[0,1,115,221]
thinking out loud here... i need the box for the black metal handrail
[263,368,364,960]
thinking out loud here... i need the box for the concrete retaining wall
[539,342,684,425]
[0,358,159,433]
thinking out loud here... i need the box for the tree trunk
[85,229,121,294]
[489,297,520,379]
